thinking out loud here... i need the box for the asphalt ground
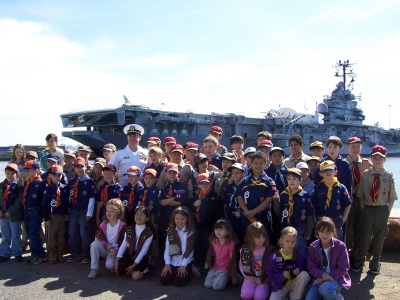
[0,251,399,300]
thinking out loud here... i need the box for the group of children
[0,127,397,300]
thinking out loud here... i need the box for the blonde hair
[280,226,298,239]
[149,147,163,156]
[104,199,125,222]
[244,221,269,251]
[315,216,337,238]
[203,135,218,146]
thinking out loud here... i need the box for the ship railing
[62,130,99,136]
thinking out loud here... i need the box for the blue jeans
[24,208,45,258]
[306,280,342,300]
[0,218,22,257]
[68,208,92,258]
[295,224,307,257]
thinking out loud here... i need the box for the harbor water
[1,157,399,213]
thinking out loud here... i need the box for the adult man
[108,124,148,186]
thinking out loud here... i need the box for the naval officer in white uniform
[108,124,148,187]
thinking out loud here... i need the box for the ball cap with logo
[296,162,309,170]
[50,165,64,175]
[147,137,161,145]
[286,167,302,177]
[5,163,19,173]
[123,124,144,135]
[166,163,179,173]
[309,141,324,149]
[164,136,176,144]
[125,166,141,176]
[186,142,199,150]
[209,126,223,135]
[74,157,86,166]
[371,145,387,157]
[347,136,363,144]
[257,140,273,149]
[197,173,211,183]
[228,163,245,172]
[269,147,284,157]
[47,153,59,163]
[23,160,40,170]
[102,143,117,152]
[171,144,184,154]
[93,157,106,167]
[102,164,117,172]
[143,168,157,177]
[319,160,336,172]
[64,149,76,158]
[77,145,92,153]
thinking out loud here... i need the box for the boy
[243,147,256,173]
[230,135,245,164]
[96,164,123,227]
[77,145,93,176]
[283,135,311,168]
[203,135,223,171]
[207,126,227,155]
[120,166,144,226]
[22,160,47,264]
[42,165,68,264]
[351,145,397,275]
[146,146,165,179]
[184,142,199,166]
[256,131,272,146]
[345,136,372,257]
[265,147,287,193]
[214,152,236,197]
[309,141,324,158]
[296,162,314,195]
[222,163,245,243]
[162,136,176,163]
[92,157,106,193]
[237,151,276,241]
[102,143,116,163]
[306,156,320,183]
[311,160,352,241]
[257,139,273,162]
[67,157,95,264]
[275,168,313,255]
[0,163,23,262]
[63,150,77,180]
[41,154,59,183]
[157,144,188,190]
[147,136,162,149]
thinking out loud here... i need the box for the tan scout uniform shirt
[356,167,398,206]
[156,160,187,190]
[283,152,311,168]
[345,155,372,194]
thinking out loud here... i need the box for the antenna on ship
[334,60,356,91]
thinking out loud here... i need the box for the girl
[40,133,65,170]
[306,217,350,300]
[204,219,239,290]
[9,144,26,183]
[239,222,276,300]
[267,226,310,300]
[115,206,154,281]
[160,206,196,287]
[88,199,126,279]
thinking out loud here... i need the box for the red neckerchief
[22,175,41,205]
[195,187,212,222]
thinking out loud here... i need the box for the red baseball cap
[186,142,199,150]
[166,162,179,173]
[348,136,363,144]
[164,136,176,144]
[147,137,161,145]
[197,173,211,183]
[209,126,223,135]
[125,166,141,176]
[74,157,86,166]
[50,165,64,175]
[171,144,184,154]
[5,163,19,173]
[144,168,157,177]
[371,145,387,157]
[23,160,40,170]
[258,139,273,148]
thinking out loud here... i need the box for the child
[63,150,77,180]
[92,157,106,192]
[307,217,351,300]
[42,165,68,264]
[306,156,320,183]
[265,147,287,195]
[296,162,315,196]
[203,135,223,172]
[193,173,224,270]
[120,166,144,226]
[239,222,276,300]
[102,143,116,163]
[243,147,256,172]
[88,199,126,278]
[213,152,236,197]
[237,151,276,241]
[115,206,154,280]
[257,139,273,162]
[344,137,372,258]
[96,164,123,227]
[67,157,95,264]
[160,206,196,287]
[146,146,165,179]
[156,144,186,190]
[351,145,398,275]
[77,145,93,177]
[230,135,245,165]
[184,142,199,166]
[40,133,65,170]
[283,135,311,168]
[163,136,176,163]
[208,125,228,155]
[147,136,162,149]
[205,219,239,290]
[222,163,245,244]
[276,168,314,256]
[256,131,272,146]
[311,161,352,241]
[267,226,310,300]
[0,163,23,262]
[309,141,325,159]
[159,163,187,239]
[9,144,26,182]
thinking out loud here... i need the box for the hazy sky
[1,0,399,146]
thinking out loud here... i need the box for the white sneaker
[88,269,99,279]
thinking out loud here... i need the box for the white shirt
[117,224,153,264]
[106,220,120,245]
[163,226,194,267]
[109,145,148,187]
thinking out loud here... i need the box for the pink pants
[240,278,270,300]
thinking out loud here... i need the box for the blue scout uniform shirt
[121,181,144,211]
[42,182,68,221]
[237,172,276,211]
[265,163,288,194]
[67,174,95,210]
[315,155,353,195]
[301,178,315,196]
[194,189,222,227]
[311,181,352,219]
[138,184,160,224]
[145,162,165,179]
[41,170,68,186]
[2,179,21,210]
[222,181,242,216]
[210,152,223,171]
[279,189,313,228]
[96,180,123,207]
[23,179,46,208]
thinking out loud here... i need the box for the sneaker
[14,255,23,262]
[66,255,82,263]
[351,261,364,273]
[0,256,10,262]
[82,257,90,264]
[27,256,36,264]
[88,269,99,279]
[31,256,47,265]
[58,256,64,263]
[368,264,381,275]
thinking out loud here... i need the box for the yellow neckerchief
[242,178,268,190]
[282,186,303,224]
[321,177,339,209]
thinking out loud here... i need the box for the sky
[1,0,400,146]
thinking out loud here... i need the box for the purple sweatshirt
[267,249,307,292]
[307,238,351,290]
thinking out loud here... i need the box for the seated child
[267,226,310,300]
[115,206,154,281]
[88,199,126,278]
[239,222,276,300]
[306,217,351,300]
[160,206,196,287]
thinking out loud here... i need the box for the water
[1,157,400,211]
